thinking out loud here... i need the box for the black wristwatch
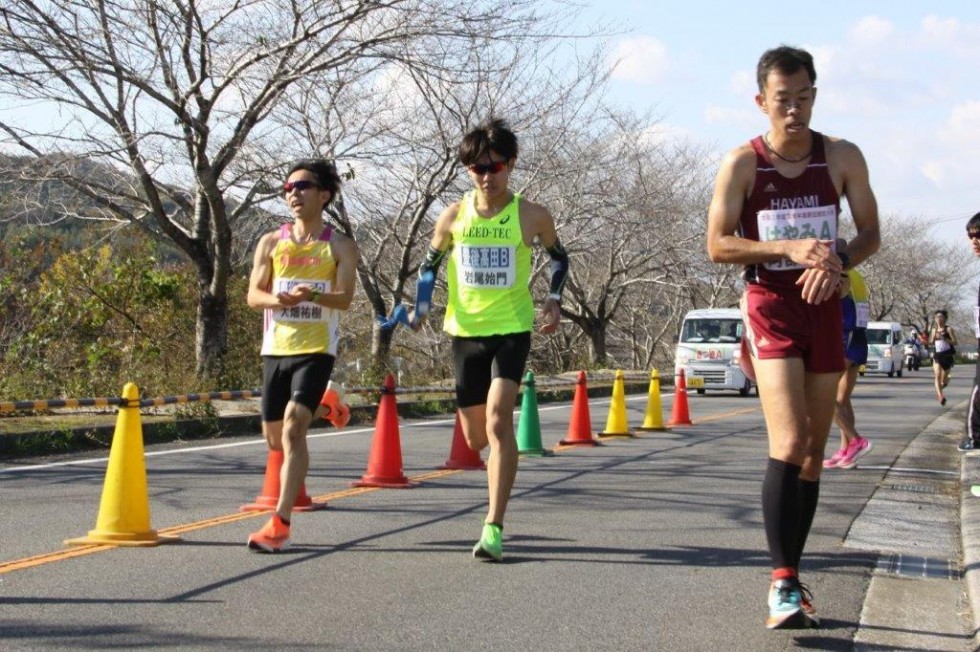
[838,251,851,271]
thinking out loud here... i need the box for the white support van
[675,308,756,396]
[864,321,905,377]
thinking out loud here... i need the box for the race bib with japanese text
[757,206,837,271]
[456,245,516,289]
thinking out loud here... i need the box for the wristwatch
[309,290,321,303]
[547,292,562,303]
[838,251,851,271]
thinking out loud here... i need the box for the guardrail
[0,370,656,414]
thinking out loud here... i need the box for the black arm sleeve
[546,239,569,298]
[419,245,449,278]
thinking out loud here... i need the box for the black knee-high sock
[762,458,802,575]
[793,479,820,571]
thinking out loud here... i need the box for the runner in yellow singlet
[245,159,359,553]
[412,119,569,561]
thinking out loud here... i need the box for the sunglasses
[467,161,507,175]
[968,231,980,240]
[282,179,319,193]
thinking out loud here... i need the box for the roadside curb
[961,432,980,647]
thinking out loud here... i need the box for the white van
[675,308,756,396]
[864,321,904,377]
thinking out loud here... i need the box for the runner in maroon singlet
[706,46,880,630]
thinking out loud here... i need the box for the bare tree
[240,25,614,377]
[857,213,978,333]
[525,110,715,366]
[0,0,567,378]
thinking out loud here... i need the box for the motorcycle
[903,341,922,371]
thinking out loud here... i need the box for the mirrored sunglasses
[467,161,507,175]
[283,179,319,193]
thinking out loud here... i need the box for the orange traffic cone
[351,374,416,488]
[439,412,485,470]
[559,370,600,446]
[240,449,326,512]
[667,368,693,426]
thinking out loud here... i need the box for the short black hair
[458,118,518,166]
[757,46,817,93]
[935,309,948,318]
[286,159,341,207]
[967,212,980,233]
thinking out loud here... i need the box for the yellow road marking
[0,409,760,575]
[0,468,462,575]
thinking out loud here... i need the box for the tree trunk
[588,325,607,366]
[196,286,228,380]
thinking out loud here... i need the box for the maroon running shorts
[741,283,845,374]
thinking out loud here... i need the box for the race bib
[457,245,516,289]
[757,205,837,271]
[855,301,870,328]
[273,278,331,322]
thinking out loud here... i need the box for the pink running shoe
[823,448,848,469]
[838,437,873,469]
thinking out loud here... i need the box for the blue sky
[578,1,980,244]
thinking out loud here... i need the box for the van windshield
[866,328,895,345]
[681,318,743,344]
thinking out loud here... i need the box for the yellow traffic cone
[598,370,634,438]
[66,383,178,547]
[636,369,668,432]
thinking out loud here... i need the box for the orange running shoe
[319,382,350,428]
[247,514,291,553]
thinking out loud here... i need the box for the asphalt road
[0,369,974,650]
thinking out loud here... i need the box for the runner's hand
[539,297,561,334]
[784,239,841,272]
[796,267,841,305]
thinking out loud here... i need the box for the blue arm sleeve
[413,246,446,322]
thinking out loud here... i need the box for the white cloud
[730,69,756,96]
[848,15,895,47]
[704,105,757,131]
[609,35,669,85]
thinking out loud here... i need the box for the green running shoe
[472,523,503,562]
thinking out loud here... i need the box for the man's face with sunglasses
[283,170,329,218]
[968,227,980,257]
[465,153,512,197]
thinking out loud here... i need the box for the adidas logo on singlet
[764,182,778,193]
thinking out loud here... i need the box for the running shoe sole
[471,540,502,562]
[766,608,813,630]
[247,538,291,553]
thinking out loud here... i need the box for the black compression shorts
[452,332,531,408]
[261,353,335,421]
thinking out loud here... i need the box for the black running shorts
[261,353,335,421]
[452,332,531,408]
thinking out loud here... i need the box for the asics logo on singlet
[764,183,778,193]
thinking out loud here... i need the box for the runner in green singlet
[412,118,569,561]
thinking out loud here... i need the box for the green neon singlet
[444,192,533,337]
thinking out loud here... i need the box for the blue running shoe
[766,579,811,629]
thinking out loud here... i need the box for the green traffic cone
[517,371,554,457]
